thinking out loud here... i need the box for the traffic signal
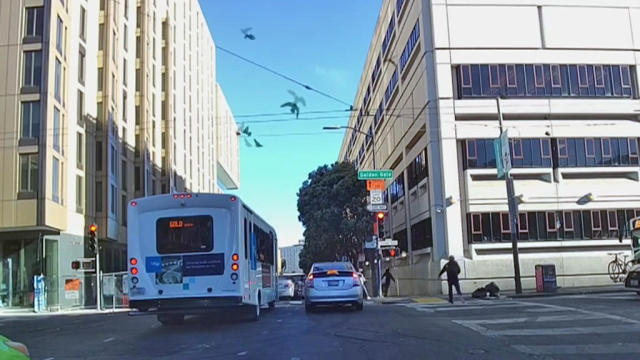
[71,260,80,270]
[376,212,385,238]
[382,247,399,258]
[88,223,98,254]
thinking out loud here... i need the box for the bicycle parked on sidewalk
[607,252,636,282]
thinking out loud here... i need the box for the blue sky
[200,0,382,247]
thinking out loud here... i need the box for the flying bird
[254,139,263,148]
[236,123,252,137]
[241,27,255,40]
[243,137,253,147]
[281,102,300,118]
[287,90,306,107]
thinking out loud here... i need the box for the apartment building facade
[339,0,640,295]
[0,0,239,310]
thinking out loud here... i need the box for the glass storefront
[0,236,59,309]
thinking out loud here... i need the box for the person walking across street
[381,268,396,297]
[438,256,462,303]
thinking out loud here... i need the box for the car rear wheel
[157,313,184,326]
[354,301,363,311]
[305,303,314,313]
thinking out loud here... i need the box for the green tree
[297,162,369,273]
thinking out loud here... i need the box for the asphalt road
[1,291,640,360]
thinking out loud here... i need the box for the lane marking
[487,324,640,336]
[103,337,115,343]
[237,351,248,356]
[513,343,640,355]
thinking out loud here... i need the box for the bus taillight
[231,263,239,271]
[232,253,239,261]
[130,258,138,266]
[131,267,139,275]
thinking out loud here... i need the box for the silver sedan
[304,262,364,312]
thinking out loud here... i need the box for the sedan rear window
[312,263,352,272]
[156,215,213,254]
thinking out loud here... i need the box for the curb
[508,286,629,299]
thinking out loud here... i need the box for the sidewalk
[371,284,630,304]
[0,308,128,317]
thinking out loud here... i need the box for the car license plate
[631,279,639,287]
[328,280,339,286]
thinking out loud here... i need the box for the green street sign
[358,170,393,180]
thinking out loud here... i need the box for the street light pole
[496,98,523,294]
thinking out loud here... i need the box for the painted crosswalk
[397,295,640,357]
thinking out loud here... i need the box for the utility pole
[496,98,523,294]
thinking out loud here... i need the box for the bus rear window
[156,215,213,254]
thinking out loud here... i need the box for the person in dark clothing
[438,256,462,303]
[381,268,396,297]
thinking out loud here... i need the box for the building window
[19,154,38,193]
[500,213,510,233]
[76,175,84,213]
[122,195,128,225]
[381,16,395,56]
[123,24,128,51]
[52,157,60,203]
[563,211,574,231]
[21,101,40,139]
[607,210,618,230]
[400,21,420,73]
[53,107,61,152]
[471,213,482,234]
[77,90,84,125]
[54,59,62,102]
[96,141,103,171]
[78,50,85,84]
[585,138,596,158]
[111,73,116,102]
[56,16,63,54]
[121,160,127,191]
[591,211,601,230]
[519,213,528,232]
[456,64,636,99]
[23,51,42,87]
[384,69,399,104]
[135,166,141,191]
[99,24,104,50]
[24,7,44,38]
[79,6,87,40]
[546,212,558,232]
[124,0,129,19]
[511,139,523,159]
[97,68,103,91]
[110,184,116,214]
[601,138,612,159]
[77,132,84,169]
[112,30,117,61]
[96,181,103,212]
[110,144,116,175]
[557,138,568,158]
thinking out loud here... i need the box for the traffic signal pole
[96,238,101,311]
[497,98,523,295]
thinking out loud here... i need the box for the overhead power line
[215,46,353,108]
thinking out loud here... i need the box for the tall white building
[339,0,640,295]
[280,243,304,274]
[0,0,240,310]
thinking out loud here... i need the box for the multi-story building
[280,241,304,274]
[0,0,239,310]
[339,0,640,295]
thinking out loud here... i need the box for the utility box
[535,264,557,293]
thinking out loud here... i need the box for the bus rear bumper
[129,296,243,315]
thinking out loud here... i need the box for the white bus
[127,193,278,325]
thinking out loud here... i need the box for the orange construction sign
[367,179,385,191]
[65,278,81,291]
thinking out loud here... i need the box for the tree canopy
[297,162,369,273]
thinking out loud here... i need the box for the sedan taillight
[306,274,314,288]
[352,272,360,287]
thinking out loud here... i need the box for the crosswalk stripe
[487,324,640,336]
[512,343,640,355]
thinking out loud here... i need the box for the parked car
[624,263,640,295]
[278,273,305,300]
[304,262,363,312]
[278,277,296,299]
[0,334,30,359]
